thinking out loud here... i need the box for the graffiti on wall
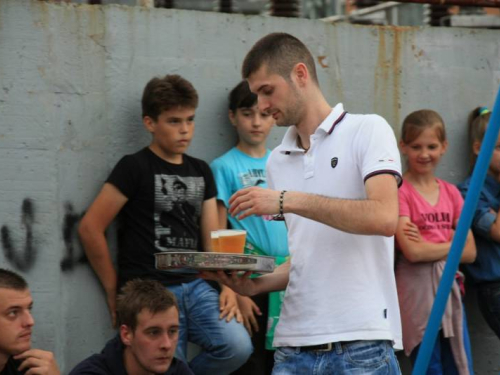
[1,198,88,272]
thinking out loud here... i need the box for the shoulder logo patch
[331,157,338,168]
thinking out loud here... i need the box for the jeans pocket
[345,340,389,368]
[274,347,297,364]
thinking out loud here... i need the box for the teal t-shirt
[210,147,289,257]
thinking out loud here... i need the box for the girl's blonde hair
[468,107,491,173]
[400,109,446,145]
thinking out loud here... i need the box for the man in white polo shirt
[202,32,402,374]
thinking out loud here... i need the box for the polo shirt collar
[279,103,346,154]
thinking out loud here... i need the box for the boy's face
[121,306,180,375]
[230,104,274,148]
[0,288,34,359]
[144,107,195,163]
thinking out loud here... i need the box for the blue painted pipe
[412,87,500,374]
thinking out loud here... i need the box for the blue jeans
[477,283,500,340]
[272,340,401,375]
[168,279,252,375]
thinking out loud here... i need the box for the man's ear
[120,325,133,346]
[143,116,155,133]
[228,110,237,127]
[292,63,309,87]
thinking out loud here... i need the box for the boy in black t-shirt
[79,75,252,375]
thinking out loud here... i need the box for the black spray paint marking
[60,202,87,272]
[1,199,36,271]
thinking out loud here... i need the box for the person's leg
[477,284,500,339]
[271,347,315,375]
[331,340,401,375]
[410,334,443,375]
[183,279,252,375]
[439,336,459,375]
[231,293,271,375]
[166,283,189,362]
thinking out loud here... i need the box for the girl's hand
[403,222,423,243]
[237,295,262,336]
[219,285,243,323]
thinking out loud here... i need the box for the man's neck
[123,348,153,375]
[236,142,267,158]
[295,91,332,149]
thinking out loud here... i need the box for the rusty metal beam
[379,0,500,7]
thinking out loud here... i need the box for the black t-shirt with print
[107,147,217,287]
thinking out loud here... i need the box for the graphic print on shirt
[418,212,452,231]
[154,175,204,251]
[239,169,266,188]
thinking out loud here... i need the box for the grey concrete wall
[0,1,499,373]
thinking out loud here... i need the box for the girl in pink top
[396,110,477,374]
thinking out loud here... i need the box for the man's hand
[237,295,261,336]
[219,285,242,323]
[14,349,60,375]
[200,270,259,297]
[229,187,281,220]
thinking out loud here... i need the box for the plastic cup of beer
[210,231,220,252]
[218,230,246,254]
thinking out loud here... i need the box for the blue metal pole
[412,88,500,375]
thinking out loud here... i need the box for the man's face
[230,104,274,148]
[144,107,195,163]
[121,306,180,375]
[247,65,305,127]
[0,288,34,358]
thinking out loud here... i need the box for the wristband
[273,190,287,221]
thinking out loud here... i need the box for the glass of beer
[218,230,246,254]
[210,231,220,252]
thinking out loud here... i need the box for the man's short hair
[0,268,28,291]
[228,81,257,113]
[116,279,178,331]
[141,74,198,121]
[242,33,318,85]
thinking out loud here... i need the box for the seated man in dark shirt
[69,279,193,375]
[0,268,60,375]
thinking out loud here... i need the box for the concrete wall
[0,1,499,373]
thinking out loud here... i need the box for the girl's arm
[488,209,500,242]
[396,217,476,263]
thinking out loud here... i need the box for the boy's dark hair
[116,279,178,332]
[142,74,198,120]
[401,109,446,145]
[468,106,491,173]
[0,268,28,290]
[242,33,318,85]
[228,81,257,113]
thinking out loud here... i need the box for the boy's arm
[201,197,241,323]
[216,201,228,230]
[78,183,128,327]
[230,173,399,237]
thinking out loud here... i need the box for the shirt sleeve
[355,115,402,186]
[210,158,232,208]
[106,155,141,199]
[199,159,217,201]
[458,181,495,239]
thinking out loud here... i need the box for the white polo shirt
[268,103,403,349]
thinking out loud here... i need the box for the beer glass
[218,230,246,253]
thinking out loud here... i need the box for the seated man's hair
[242,32,318,85]
[0,268,28,290]
[142,74,198,121]
[228,81,258,113]
[116,279,178,331]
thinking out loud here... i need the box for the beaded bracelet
[273,190,287,221]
